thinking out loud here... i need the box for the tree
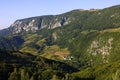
[112,69,120,80]
[9,68,21,80]
[51,75,59,80]
[20,68,30,80]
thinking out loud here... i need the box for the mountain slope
[1,5,120,36]
[0,5,120,66]
[0,50,78,80]
[0,36,24,50]
[0,4,120,80]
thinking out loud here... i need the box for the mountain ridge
[0,4,120,80]
[1,5,120,37]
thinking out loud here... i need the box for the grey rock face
[9,15,70,34]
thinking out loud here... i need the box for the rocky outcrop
[88,38,113,63]
[8,15,70,34]
[9,19,38,34]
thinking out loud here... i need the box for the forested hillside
[0,5,120,80]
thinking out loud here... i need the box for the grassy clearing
[101,28,120,33]
[20,47,38,55]
[41,45,70,60]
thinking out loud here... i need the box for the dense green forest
[0,5,120,80]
